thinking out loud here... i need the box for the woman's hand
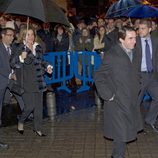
[21,51,28,60]
[10,73,17,80]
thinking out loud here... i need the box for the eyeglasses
[5,33,14,37]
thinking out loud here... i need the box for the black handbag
[9,65,24,96]
[10,81,24,96]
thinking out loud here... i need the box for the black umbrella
[0,0,70,26]
[106,0,142,18]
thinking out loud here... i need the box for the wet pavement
[0,105,158,158]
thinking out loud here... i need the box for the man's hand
[47,66,53,74]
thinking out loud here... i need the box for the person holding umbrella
[10,25,52,136]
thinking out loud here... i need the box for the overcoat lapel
[116,44,133,66]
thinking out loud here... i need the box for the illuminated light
[143,0,151,5]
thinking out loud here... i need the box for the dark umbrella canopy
[121,5,158,18]
[0,0,70,26]
[106,0,142,18]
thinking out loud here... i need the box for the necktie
[145,39,153,72]
[6,47,10,56]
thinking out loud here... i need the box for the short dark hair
[139,19,152,28]
[1,27,15,35]
[118,26,135,40]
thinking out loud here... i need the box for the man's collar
[2,42,10,49]
[119,43,132,53]
[141,35,151,40]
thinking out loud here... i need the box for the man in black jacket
[135,19,158,132]
[0,27,15,149]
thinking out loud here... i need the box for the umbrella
[121,5,158,18]
[0,0,70,26]
[106,0,142,18]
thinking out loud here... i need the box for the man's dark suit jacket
[0,43,11,89]
[134,34,158,78]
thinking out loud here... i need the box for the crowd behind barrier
[43,50,151,105]
[43,51,102,93]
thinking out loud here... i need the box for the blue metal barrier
[143,94,151,101]
[43,51,73,93]
[43,51,102,93]
[73,51,102,92]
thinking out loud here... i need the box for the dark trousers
[19,92,43,131]
[0,88,6,124]
[112,140,126,158]
[138,73,158,125]
[4,88,25,110]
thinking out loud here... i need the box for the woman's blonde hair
[16,25,37,43]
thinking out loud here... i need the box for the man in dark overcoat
[94,26,143,158]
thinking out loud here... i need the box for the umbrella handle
[26,17,29,31]
[24,17,30,51]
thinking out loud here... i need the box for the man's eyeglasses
[5,33,14,37]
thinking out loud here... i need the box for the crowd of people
[0,13,158,158]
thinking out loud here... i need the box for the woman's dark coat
[10,43,49,93]
[52,33,69,52]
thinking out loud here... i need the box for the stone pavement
[0,106,158,158]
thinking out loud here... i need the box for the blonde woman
[11,25,52,136]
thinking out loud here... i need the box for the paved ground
[0,106,158,158]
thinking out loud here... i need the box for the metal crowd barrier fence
[43,51,150,104]
[73,51,102,92]
[43,51,73,93]
[43,51,102,93]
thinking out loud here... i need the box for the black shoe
[33,130,46,137]
[0,142,9,149]
[17,129,24,135]
[146,123,158,133]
